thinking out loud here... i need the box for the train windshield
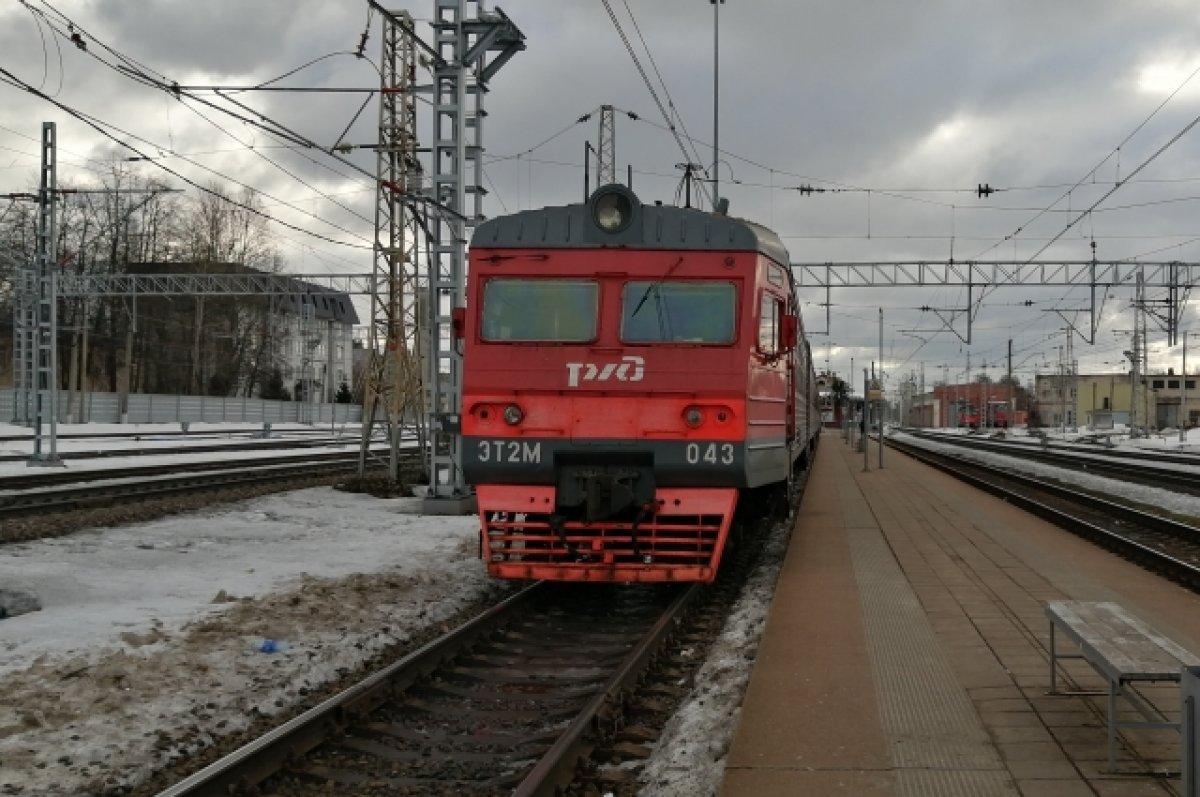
[480,278,598,342]
[621,281,735,344]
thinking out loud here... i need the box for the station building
[1034,370,1196,431]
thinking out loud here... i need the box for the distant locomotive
[962,402,1010,430]
[460,184,821,583]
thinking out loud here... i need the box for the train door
[758,283,796,441]
[784,304,797,444]
[761,263,797,443]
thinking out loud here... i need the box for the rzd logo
[566,355,645,387]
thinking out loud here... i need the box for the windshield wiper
[631,256,684,317]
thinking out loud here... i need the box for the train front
[462,185,792,583]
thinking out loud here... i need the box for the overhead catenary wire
[21,1,432,217]
[21,1,63,97]
[174,91,376,228]
[972,59,1200,263]
[949,61,1200,344]
[0,66,373,251]
[598,0,712,208]
[0,3,426,249]
[0,63,375,237]
[616,0,708,173]
[968,106,1200,332]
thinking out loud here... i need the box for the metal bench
[1046,600,1200,771]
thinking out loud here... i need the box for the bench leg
[1108,679,1118,772]
[1049,621,1057,694]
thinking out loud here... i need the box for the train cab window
[620,281,735,344]
[758,295,781,355]
[480,279,598,342]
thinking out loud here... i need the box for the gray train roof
[471,193,791,266]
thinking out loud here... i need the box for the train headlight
[683,406,704,428]
[503,404,524,425]
[593,190,634,233]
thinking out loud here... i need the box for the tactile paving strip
[848,523,1017,796]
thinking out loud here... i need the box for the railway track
[903,428,1200,495]
[0,449,422,527]
[887,435,1200,590]
[151,581,697,797]
[142,459,809,797]
[0,436,359,465]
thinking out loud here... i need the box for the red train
[962,402,1010,430]
[461,184,821,583]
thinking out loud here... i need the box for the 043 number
[685,442,734,465]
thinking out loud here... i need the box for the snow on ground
[0,487,496,795]
[0,421,363,481]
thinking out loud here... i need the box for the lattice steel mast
[356,2,522,501]
[359,8,425,482]
[424,1,524,509]
[597,104,616,186]
[29,122,60,464]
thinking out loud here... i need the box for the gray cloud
[3,0,1200,381]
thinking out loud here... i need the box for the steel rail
[149,582,700,796]
[151,584,542,797]
[0,437,359,465]
[512,582,701,796]
[0,450,413,522]
[0,449,403,492]
[905,429,1200,494]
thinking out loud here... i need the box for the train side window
[758,294,780,355]
[480,279,598,342]
[620,281,735,344]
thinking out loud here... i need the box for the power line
[1023,112,1200,263]
[171,93,376,227]
[4,3,401,244]
[598,0,712,208]
[3,36,375,225]
[25,2,394,199]
[616,0,707,172]
[972,59,1200,261]
[0,67,374,251]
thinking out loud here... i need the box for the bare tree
[132,183,284,396]
[2,175,287,399]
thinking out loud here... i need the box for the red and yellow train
[461,184,821,583]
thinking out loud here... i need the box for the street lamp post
[1183,332,1198,443]
[846,355,854,442]
[711,0,724,211]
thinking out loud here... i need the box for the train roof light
[591,186,636,233]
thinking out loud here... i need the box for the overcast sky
[3,0,1200,390]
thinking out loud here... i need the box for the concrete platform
[720,431,1200,796]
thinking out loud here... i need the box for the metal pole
[30,122,61,466]
[878,308,883,467]
[1059,346,1066,435]
[711,0,724,211]
[966,349,971,429]
[1008,338,1014,431]
[863,368,869,472]
[849,355,855,441]
[1183,333,1189,442]
[1184,665,1199,797]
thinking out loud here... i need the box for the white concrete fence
[1,389,362,426]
